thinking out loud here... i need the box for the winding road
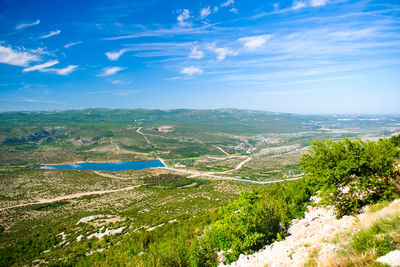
[136,126,301,184]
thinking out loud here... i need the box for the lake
[40,160,165,172]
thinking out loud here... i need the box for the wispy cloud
[86,89,138,96]
[22,60,59,72]
[250,0,334,18]
[207,44,238,61]
[16,19,40,30]
[180,66,204,75]
[99,67,126,76]
[177,9,192,27]
[118,42,192,59]
[239,34,272,50]
[292,0,307,10]
[104,24,213,40]
[111,79,131,85]
[200,6,211,19]
[0,44,41,67]
[64,41,82,48]
[39,30,61,39]
[52,65,78,75]
[221,0,234,7]
[230,8,238,13]
[105,49,129,61]
[114,89,138,96]
[22,98,65,104]
[291,0,330,10]
[189,46,204,59]
[310,0,329,7]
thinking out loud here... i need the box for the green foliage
[390,134,400,147]
[300,137,400,216]
[31,201,70,211]
[214,192,288,262]
[189,180,314,265]
[351,214,400,257]
[143,173,211,189]
[143,173,186,184]
[0,228,62,266]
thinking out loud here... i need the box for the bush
[189,180,314,265]
[300,137,400,216]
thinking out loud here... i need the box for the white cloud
[292,0,307,10]
[52,65,78,75]
[87,89,138,96]
[189,46,204,59]
[64,41,82,48]
[177,9,192,27]
[99,67,126,76]
[230,8,238,13]
[22,60,59,72]
[39,30,61,39]
[310,0,329,7]
[291,0,328,10]
[221,0,234,7]
[213,6,219,12]
[105,49,128,61]
[207,44,238,61]
[22,60,78,75]
[180,66,203,75]
[200,6,211,18]
[111,80,131,85]
[0,44,40,67]
[239,34,272,50]
[114,89,138,96]
[16,19,40,30]
[22,98,65,104]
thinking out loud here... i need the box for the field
[1,109,400,265]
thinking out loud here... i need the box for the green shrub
[189,180,314,265]
[300,138,399,216]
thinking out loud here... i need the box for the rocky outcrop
[221,204,354,267]
[224,199,400,267]
[376,250,400,267]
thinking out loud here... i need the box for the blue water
[41,160,165,172]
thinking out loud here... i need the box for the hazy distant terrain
[1,109,399,180]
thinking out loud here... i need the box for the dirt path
[136,127,168,167]
[165,167,302,184]
[93,171,138,180]
[110,138,120,151]
[136,127,151,145]
[0,185,140,212]
[228,156,252,172]
[213,145,230,156]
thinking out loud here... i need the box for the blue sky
[0,0,399,114]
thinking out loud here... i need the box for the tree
[300,138,400,216]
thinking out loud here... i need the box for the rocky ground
[222,198,400,267]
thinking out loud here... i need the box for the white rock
[77,214,115,224]
[87,226,125,239]
[376,250,400,267]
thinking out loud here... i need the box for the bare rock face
[222,205,355,267]
[221,198,400,267]
[376,250,400,267]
